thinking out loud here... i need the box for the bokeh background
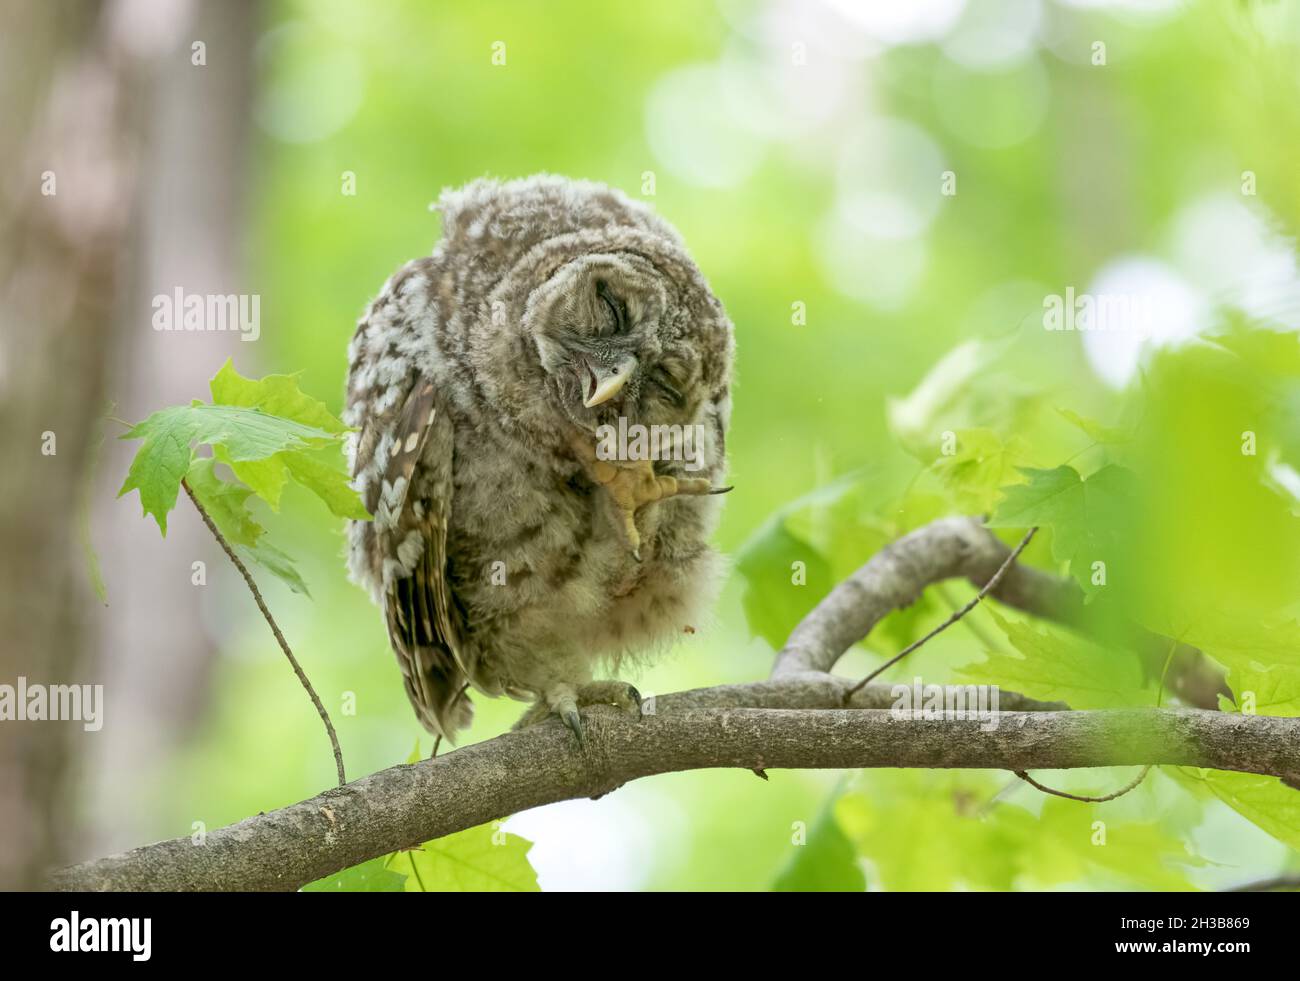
[4,0,1300,890]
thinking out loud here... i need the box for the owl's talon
[514,679,640,740]
[708,485,734,495]
[576,446,730,557]
[627,685,644,719]
[561,707,585,746]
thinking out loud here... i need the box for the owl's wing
[373,379,472,739]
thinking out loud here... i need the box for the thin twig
[1014,764,1152,803]
[182,478,346,786]
[843,527,1038,702]
[935,582,1005,654]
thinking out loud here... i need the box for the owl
[343,175,734,743]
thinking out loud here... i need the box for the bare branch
[49,701,1300,891]
[774,517,1076,677]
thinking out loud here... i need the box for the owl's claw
[513,680,645,743]
[595,460,731,558]
[561,707,586,746]
[628,684,645,720]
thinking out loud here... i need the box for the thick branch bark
[50,697,1300,891]
[774,517,1081,676]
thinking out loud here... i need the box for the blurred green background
[86,0,1300,890]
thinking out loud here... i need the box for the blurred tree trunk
[86,0,258,859]
[0,0,138,889]
[0,0,258,886]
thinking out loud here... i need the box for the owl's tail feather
[401,654,473,741]
[386,575,473,741]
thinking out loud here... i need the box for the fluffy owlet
[344,175,734,742]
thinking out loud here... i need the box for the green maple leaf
[1173,768,1300,852]
[886,337,1042,461]
[384,822,540,892]
[932,427,1032,514]
[735,469,952,651]
[209,358,348,434]
[736,517,833,650]
[959,608,1151,708]
[117,402,336,534]
[1186,616,1300,672]
[119,360,369,534]
[184,458,263,547]
[1145,612,1300,716]
[1221,662,1300,716]
[209,360,369,519]
[302,856,407,893]
[987,464,1137,597]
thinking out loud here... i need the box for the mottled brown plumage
[344,175,734,740]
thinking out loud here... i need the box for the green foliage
[988,464,1138,598]
[886,338,1041,463]
[301,856,407,893]
[735,470,948,653]
[734,315,1300,887]
[1221,662,1300,717]
[302,821,541,893]
[932,428,1031,515]
[736,510,833,651]
[771,804,866,892]
[1173,770,1300,853]
[960,609,1151,709]
[117,359,367,594]
[209,360,368,518]
[385,823,540,892]
[1000,796,1205,891]
[118,402,334,534]
[185,459,311,595]
[835,773,1204,891]
[1056,407,1133,446]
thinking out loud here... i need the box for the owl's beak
[582,354,637,408]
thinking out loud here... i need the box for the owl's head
[526,248,734,439]
[440,176,733,447]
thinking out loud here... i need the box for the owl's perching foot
[513,680,644,745]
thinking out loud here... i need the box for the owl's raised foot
[593,459,732,560]
[512,680,644,746]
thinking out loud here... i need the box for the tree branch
[774,517,1079,676]
[50,514,1285,891]
[49,697,1300,891]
